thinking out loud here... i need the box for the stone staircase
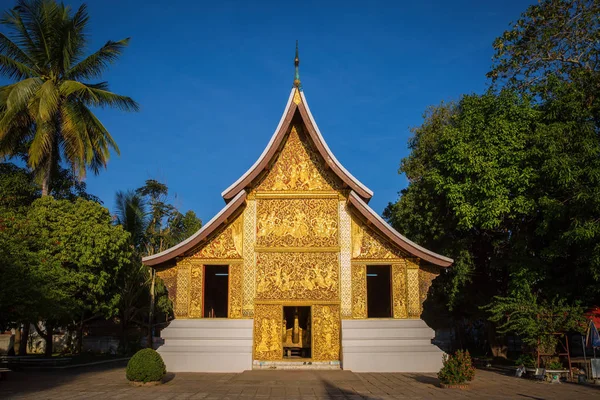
[157,319,253,372]
[341,319,445,372]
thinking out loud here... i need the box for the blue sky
[3,0,536,222]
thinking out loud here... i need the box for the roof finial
[293,40,301,90]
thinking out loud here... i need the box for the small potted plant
[126,348,166,386]
[438,350,476,389]
[544,358,564,383]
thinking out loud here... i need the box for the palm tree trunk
[147,268,156,349]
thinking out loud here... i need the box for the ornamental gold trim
[392,262,408,319]
[254,191,340,199]
[253,304,283,361]
[229,263,243,318]
[255,246,340,253]
[187,258,243,264]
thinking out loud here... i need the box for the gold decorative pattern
[255,253,339,301]
[351,219,408,260]
[293,88,301,105]
[189,264,203,318]
[192,216,242,259]
[406,259,421,318]
[253,304,282,360]
[419,264,439,314]
[392,262,408,319]
[312,304,340,360]
[256,198,338,248]
[339,201,352,318]
[175,260,191,318]
[156,267,177,313]
[351,264,367,319]
[256,125,341,192]
[229,263,243,318]
[243,200,256,316]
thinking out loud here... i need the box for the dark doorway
[367,265,392,318]
[203,265,229,318]
[283,306,311,358]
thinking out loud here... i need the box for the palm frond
[0,32,35,66]
[60,79,139,111]
[0,53,35,80]
[59,101,86,175]
[37,78,59,122]
[28,120,55,169]
[67,38,130,80]
[0,9,39,65]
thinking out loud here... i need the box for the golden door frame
[253,301,341,362]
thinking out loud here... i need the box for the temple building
[142,46,453,373]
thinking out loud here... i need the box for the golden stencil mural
[352,219,408,259]
[312,305,340,360]
[339,201,353,318]
[351,264,367,319]
[255,253,339,301]
[392,263,408,319]
[229,263,243,318]
[192,216,242,259]
[256,198,338,247]
[175,260,191,318]
[419,264,439,312]
[254,304,282,360]
[256,125,340,192]
[157,267,177,313]
[406,261,421,318]
[189,264,203,318]
[243,200,256,317]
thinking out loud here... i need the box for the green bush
[545,357,564,370]
[438,350,476,385]
[126,349,166,382]
[514,353,536,368]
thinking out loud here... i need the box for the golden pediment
[351,218,408,259]
[191,215,243,259]
[256,125,341,192]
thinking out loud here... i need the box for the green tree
[22,196,131,355]
[0,0,138,195]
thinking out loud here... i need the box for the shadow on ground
[0,360,128,398]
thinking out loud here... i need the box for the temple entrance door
[203,265,229,318]
[282,306,311,359]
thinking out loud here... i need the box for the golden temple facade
[143,57,452,366]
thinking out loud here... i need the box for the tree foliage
[385,0,600,353]
[0,0,138,194]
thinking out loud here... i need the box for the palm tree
[115,190,148,251]
[0,0,138,195]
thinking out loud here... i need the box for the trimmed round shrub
[438,350,475,385]
[126,348,166,383]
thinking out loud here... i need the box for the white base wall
[157,319,253,372]
[341,319,445,372]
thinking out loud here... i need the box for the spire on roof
[293,40,302,90]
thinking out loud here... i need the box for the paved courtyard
[1,361,599,399]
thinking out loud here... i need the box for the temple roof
[347,191,453,267]
[221,87,374,201]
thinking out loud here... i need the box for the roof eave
[142,190,247,267]
[347,191,453,268]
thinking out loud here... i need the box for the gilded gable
[256,124,341,192]
[190,214,243,259]
[351,218,408,259]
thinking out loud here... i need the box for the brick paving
[0,361,599,399]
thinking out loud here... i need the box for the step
[342,338,434,347]
[164,319,253,329]
[342,319,430,329]
[157,338,253,347]
[253,360,341,370]
[341,327,433,339]
[342,345,443,354]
